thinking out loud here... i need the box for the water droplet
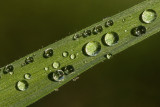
[25,57,34,64]
[44,67,49,71]
[62,51,69,57]
[55,89,59,92]
[70,54,76,59]
[52,70,64,82]
[82,30,92,38]
[131,26,146,37]
[3,65,14,74]
[62,65,74,75]
[52,62,60,69]
[43,48,53,58]
[93,26,103,34]
[105,20,114,27]
[105,53,113,59]
[24,73,31,80]
[124,30,128,32]
[122,19,126,22]
[73,34,81,40]
[73,77,79,82]
[140,9,157,24]
[16,80,29,91]
[103,32,119,46]
[83,41,101,56]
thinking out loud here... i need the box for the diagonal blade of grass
[0,0,160,106]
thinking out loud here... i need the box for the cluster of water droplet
[1,8,157,93]
[49,65,74,82]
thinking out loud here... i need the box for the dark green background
[0,0,160,107]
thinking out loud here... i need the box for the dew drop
[52,62,60,69]
[70,54,76,60]
[105,53,113,59]
[62,51,69,57]
[83,41,101,56]
[43,48,53,58]
[44,67,49,71]
[105,20,114,27]
[24,73,31,80]
[52,70,64,82]
[3,65,14,74]
[25,57,34,64]
[55,89,59,92]
[140,9,157,24]
[82,30,92,38]
[73,34,81,40]
[73,77,79,82]
[93,26,103,34]
[16,80,29,91]
[122,19,126,22]
[62,65,74,75]
[103,32,119,46]
[131,26,146,37]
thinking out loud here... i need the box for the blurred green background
[0,0,160,107]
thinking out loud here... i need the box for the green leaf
[0,0,160,106]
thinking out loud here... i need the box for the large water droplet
[70,54,76,60]
[93,26,103,34]
[52,70,64,82]
[83,41,101,56]
[25,57,34,64]
[3,65,14,74]
[105,20,114,27]
[24,73,31,80]
[140,9,157,24]
[62,65,74,75]
[62,51,69,57]
[52,62,60,69]
[131,26,146,37]
[16,80,29,91]
[103,32,119,46]
[43,48,53,58]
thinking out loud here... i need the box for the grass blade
[0,0,160,106]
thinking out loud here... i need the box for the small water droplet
[52,62,60,69]
[70,54,76,59]
[73,77,79,82]
[62,65,74,75]
[25,57,34,64]
[82,30,92,38]
[43,48,53,58]
[83,41,101,56]
[105,20,114,27]
[62,51,69,57]
[52,70,64,82]
[55,89,59,92]
[125,30,128,32]
[105,53,113,59]
[140,9,157,24]
[44,67,49,71]
[103,32,119,46]
[73,34,81,40]
[131,26,146,37]
[16,80,29,91]
[3,65,14,74]
[24,73,31,80]
[93,26,103,34]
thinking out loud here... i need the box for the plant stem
[0,0,160,106]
